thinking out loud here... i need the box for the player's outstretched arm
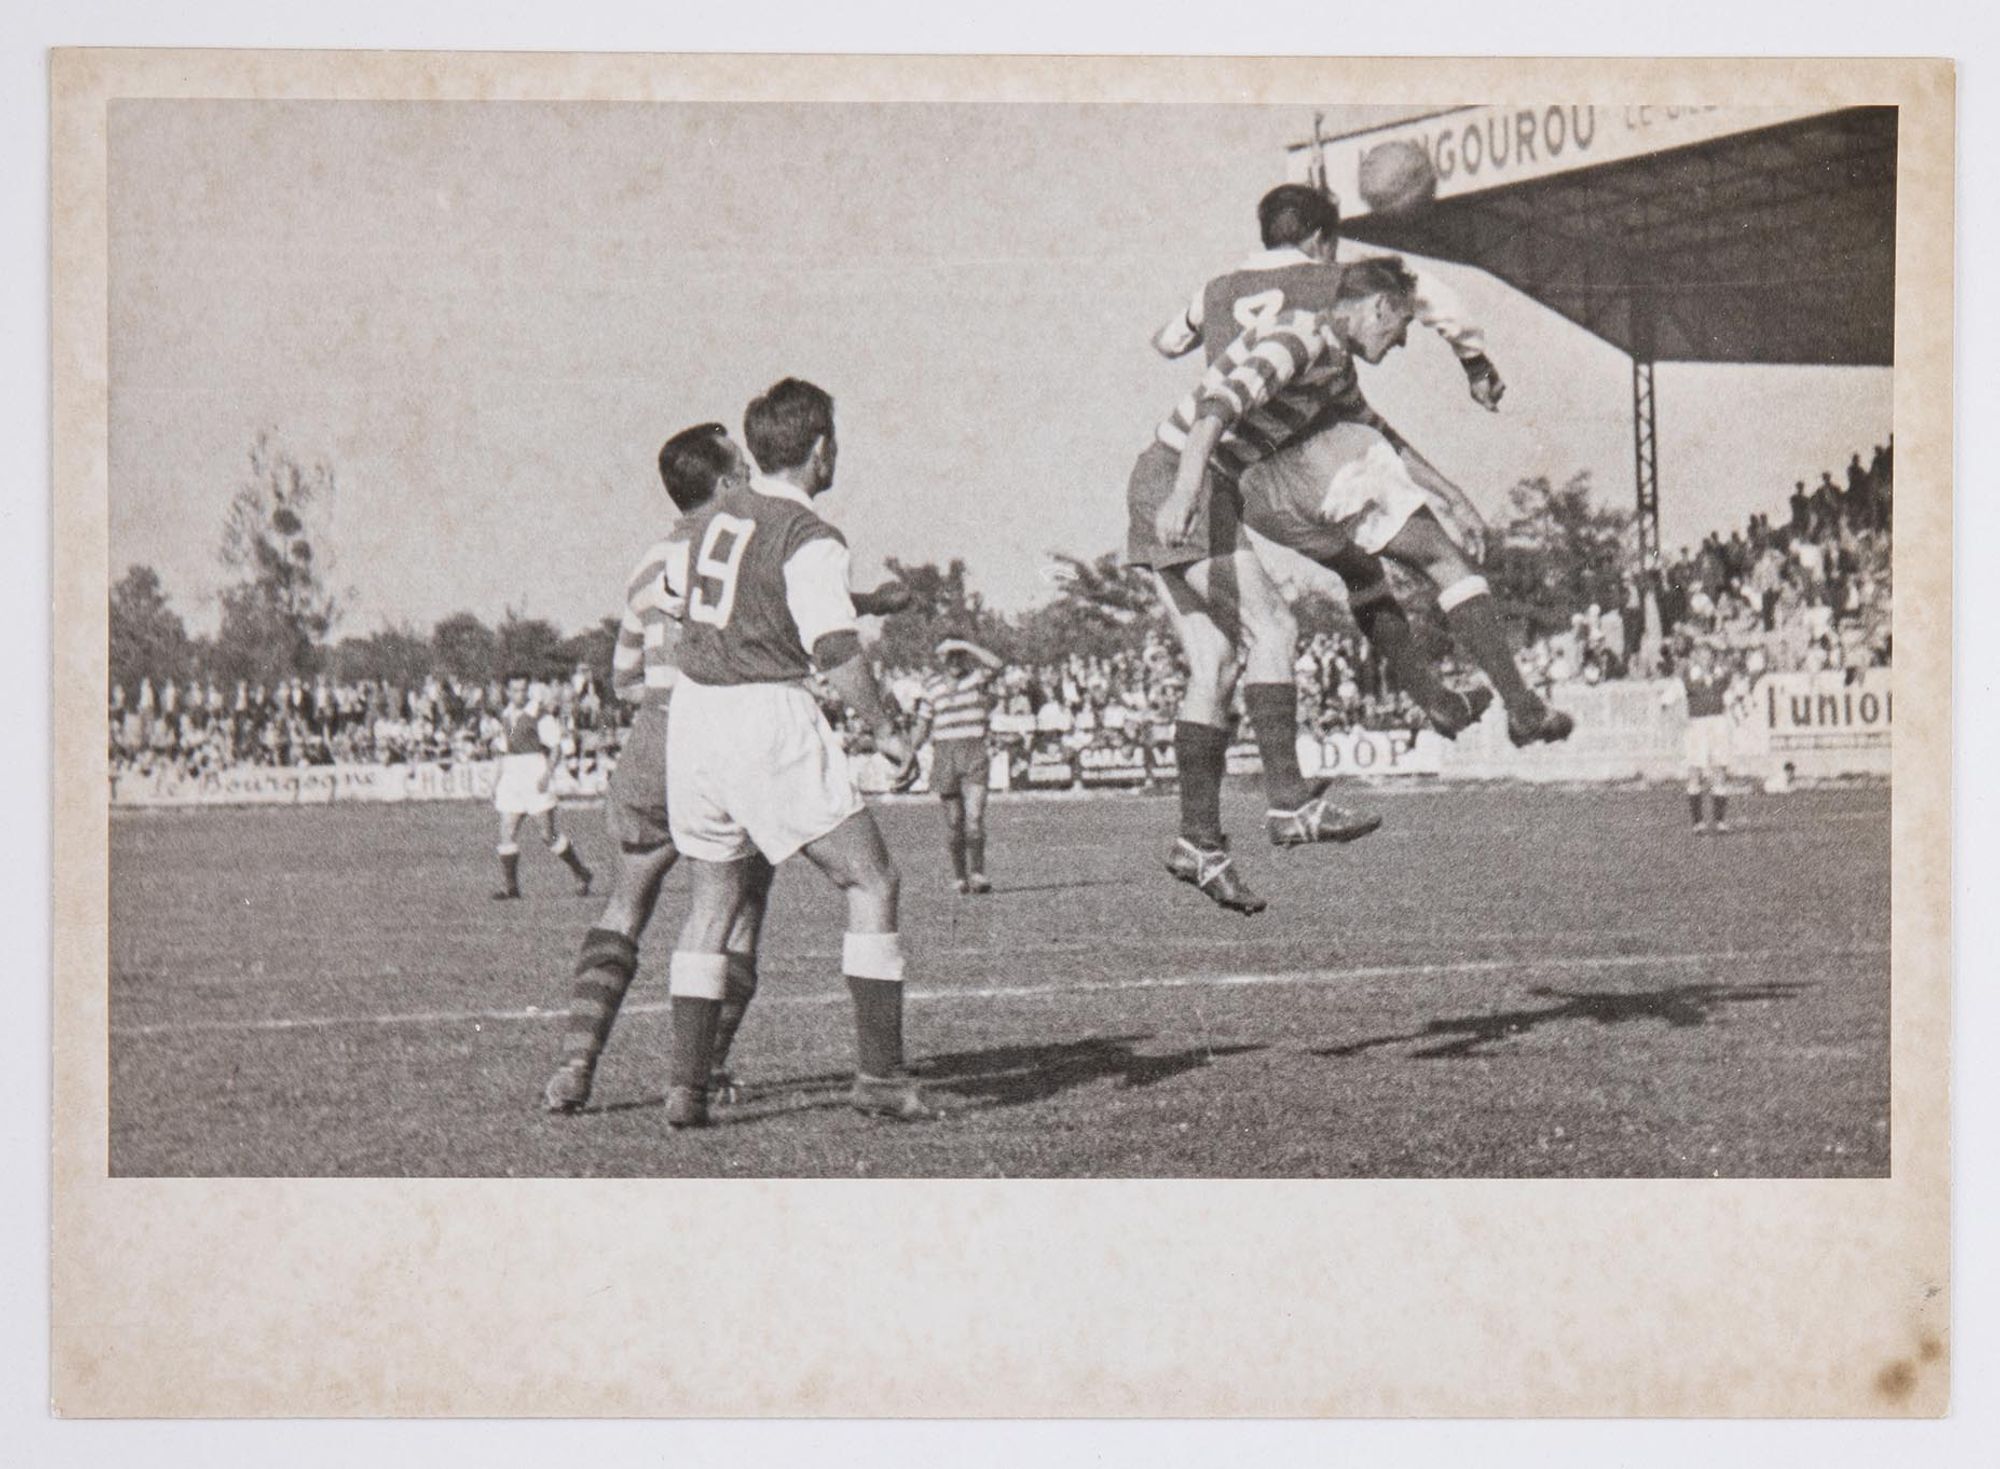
[853,580,914,617]
[1155,415,1227,547]
[821,647,917,787]
[1409,268,1504,410]
[1368,416,1489,563]
[1151,295,1203,359]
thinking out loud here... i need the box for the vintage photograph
[103,97,1899,1181]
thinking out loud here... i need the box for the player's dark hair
[1258,183,1340,249]
[1336,255,1421,305]
[504,669,530,684]
[657,422,737,513]
[743,377,836,474]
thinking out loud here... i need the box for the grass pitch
[109,782,1889,1177]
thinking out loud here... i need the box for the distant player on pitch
[1665,640,1738,834]
[490,674,594,900]
[660,377,937,1129]
[911,635,1004,895]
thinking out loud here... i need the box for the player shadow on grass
[912,1033,1267,1109]
[593,1033,1266,1123]
[1315,981,1812,1062]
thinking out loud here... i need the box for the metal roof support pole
[1631,356,1661,572]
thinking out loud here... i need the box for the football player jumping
[1186,256,1576,774]
[1127,185,1567,915]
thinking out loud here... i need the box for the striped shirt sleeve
[613,539,687,705]
[1192,312,1328,431]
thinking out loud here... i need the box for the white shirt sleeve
[1153,288,1205,358]
[1409,267,1488,362]
[781,536,860,652]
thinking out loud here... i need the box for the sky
[107,100,1893,638]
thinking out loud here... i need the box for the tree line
[111,433,1629,693]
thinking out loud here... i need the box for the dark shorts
[604,703,673,853]
[928,737,990,799]
[1125,441,1244,573]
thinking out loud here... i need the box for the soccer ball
[1357,140,1439,215]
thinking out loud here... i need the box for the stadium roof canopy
[1289,105,1897,565]
[1290,105,1898,367]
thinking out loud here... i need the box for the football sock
[1173,719,1230,848]
[551,834,592,882]
[495,846,520,895]
[667,997,720,1092]
[667,951,729,1091]
[1438,580,1538,720]
[711,957,759,1071]
[847,977,905,1077]
[1355,596,1458,722]
[1689,792,1705,827]
[1713,794,1728,826]
[947,827,969,883]
[1243,682,1315,810]
[564,927,639,1066]
[965,832,986,878]
[844,932,907,1077]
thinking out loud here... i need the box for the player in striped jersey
[543,424,759,1112]
[1128,189,1508,915]
[490,674,594,900]
[1212,259,1575,748]
[912,636,1004,894]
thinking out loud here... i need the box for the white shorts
[667,679,865,864]
[493,752,557,815]
[1684,714,1734,772]
[1238,420,1432,561]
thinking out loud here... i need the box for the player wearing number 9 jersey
[660,377,939,1130]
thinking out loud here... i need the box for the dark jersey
[1155,255,1370,480]
[501,706,553,754]
[1196,257,1351,364]
[673,479,855,688]
[1682,666,1730,719]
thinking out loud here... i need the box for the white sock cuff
[1437,575,1491,612]
[843,931,906,983]
[549,834,572,854]
[669,950,731,1000]
[497,843,521,857]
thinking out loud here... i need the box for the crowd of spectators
[109,667,617,782]
[1522,439,1894,690]
[114,442,1895,784]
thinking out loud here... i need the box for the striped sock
[563,927,639,1068]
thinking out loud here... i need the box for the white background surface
[5,2,1993,1464]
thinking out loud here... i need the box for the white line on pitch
[111,945,1886,1040]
